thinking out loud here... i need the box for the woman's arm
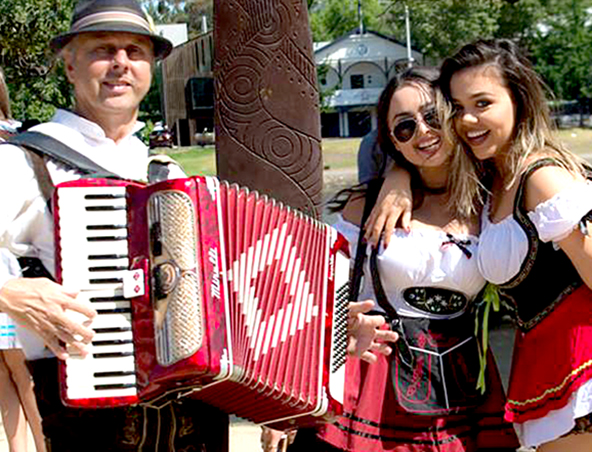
[364,166,413,248]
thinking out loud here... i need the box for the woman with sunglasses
[273,66,518,452]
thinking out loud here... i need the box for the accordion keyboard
[56,186,137,401]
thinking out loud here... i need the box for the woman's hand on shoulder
[347,300,399,364]
[364,168,413,248]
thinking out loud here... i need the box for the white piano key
[90,301,133,312]
[90,313,132,330]
[90,342,134,355]
[67,355,135,374]
[92,331,134,343]
[59,211,128,229]
[61,240,128,256]
[67,385,137,400]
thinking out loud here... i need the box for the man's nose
[113,48,130,67]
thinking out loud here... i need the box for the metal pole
[405,5,414,67]
[358,0,364,34]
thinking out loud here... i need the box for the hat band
[71,11,153,34]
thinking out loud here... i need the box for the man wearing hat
[0,0,229,450]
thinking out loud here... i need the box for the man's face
[63,32,154,122]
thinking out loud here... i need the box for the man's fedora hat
[50,0,173,60]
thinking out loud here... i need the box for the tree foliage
[530,0,592,107]
[0,0,75,121]
[2,0,592,121]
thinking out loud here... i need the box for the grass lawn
[556,128,592,157]
[153,138,363,176]
[152,128,592,177]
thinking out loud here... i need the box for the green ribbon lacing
[474,283,501,394]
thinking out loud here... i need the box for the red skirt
[317,350,518,451]
[505,285,592,423]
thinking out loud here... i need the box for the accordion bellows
[54,176,350,426]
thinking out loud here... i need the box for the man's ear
[61,49,76,84]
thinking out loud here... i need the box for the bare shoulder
[341,192,367,227]
[524,159,585,211]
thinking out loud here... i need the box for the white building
[315,28,425,137]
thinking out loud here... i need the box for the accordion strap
[8,131,118,178]
[26,151,55,208]
[349,178,384,301]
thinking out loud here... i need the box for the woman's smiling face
[388,82,452,172]
[450,64,516,162]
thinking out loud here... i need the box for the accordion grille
[151,190,203,366]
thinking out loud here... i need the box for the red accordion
[54,176,350,426]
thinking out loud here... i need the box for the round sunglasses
[391,108,441,143]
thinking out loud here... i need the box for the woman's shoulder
[341,192,367,226]
[520,155,586,212]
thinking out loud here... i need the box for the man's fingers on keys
[41,333,70,360]
[67,341,92,359]
[62,297,96,321]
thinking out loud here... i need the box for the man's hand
[348,300,399,363]
[364,168,413,248]
[0,278,96,360]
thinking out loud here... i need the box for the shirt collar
[52,109,145,142]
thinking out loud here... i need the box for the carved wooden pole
[214,0,323,219]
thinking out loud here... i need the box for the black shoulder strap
[349,177,384,301]
[8,131,118,178]
[26,151,55,206]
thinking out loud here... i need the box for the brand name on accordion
[208,247,221,299]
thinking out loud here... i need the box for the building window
[350,74,364,89]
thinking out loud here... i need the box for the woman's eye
[476,100,491,108]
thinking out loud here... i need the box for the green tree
[309,0,391,42]
[530,0,592,119]
[0,0,75,121]
[380,0,501,61]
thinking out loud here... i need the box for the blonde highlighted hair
[440,39,586,187]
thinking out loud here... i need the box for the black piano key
[94,370,135,378]
[84,194,125,200]
[86,224,127,231]
[95,308,131,315]
[88,254,128,260]
[92,339,133,346]
[93,327,132,334]
[90,295,127,302]
[93,351,134,359]
[85,205,126,212]
[87,236,128,242]
[88,266,128,272]
[89,278,123,284]
[94,383,136,391]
